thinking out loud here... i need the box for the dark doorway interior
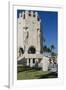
[28,46,36,54]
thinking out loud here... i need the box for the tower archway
[28,46,36,54]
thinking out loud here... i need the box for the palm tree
[43,45,47,52]
[50,44,55,57]
[47,48,51,53]
[50,45,55,52]
[42,36,45,48]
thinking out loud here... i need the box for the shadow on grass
[17,65,41,73]
[36,72,58,79]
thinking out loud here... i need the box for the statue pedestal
[42,57,49,71]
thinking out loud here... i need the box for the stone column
[35,58,38,63]
[35,58,38,68]
[26,59,29,66]
[30,58,33,67]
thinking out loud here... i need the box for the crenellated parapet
[18,11,41,22]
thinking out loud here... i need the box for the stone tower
[17,10,50,71]
[17,10,41,57]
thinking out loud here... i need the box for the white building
[17,10,49,71]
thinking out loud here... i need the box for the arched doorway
[28,46,36,54]
[19,47,24,56]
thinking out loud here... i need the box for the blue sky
[17,10,58,53]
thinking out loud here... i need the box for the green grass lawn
[17,64,58,80]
